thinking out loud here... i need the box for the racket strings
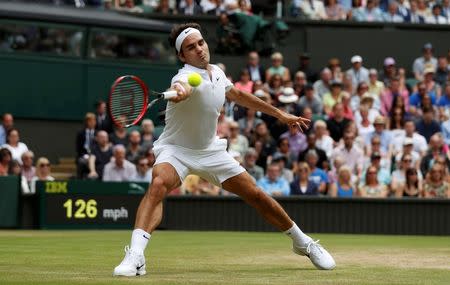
[110,78,146,127]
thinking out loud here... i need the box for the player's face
[179,33,210,69]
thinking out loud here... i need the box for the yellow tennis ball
[188,72,202,87]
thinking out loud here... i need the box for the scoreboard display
[38,180,148,229]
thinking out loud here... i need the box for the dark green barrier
[37,180,148,229]
[0,176,20,228]
[36,180,450,235]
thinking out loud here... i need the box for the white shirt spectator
[392,133,428,154]
[315,135,334,158]
[103,160,137,182]
[1,142,28,164]
[30,175,55,194]
[425,14,448,24]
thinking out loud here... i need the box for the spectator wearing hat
[368,68,385,99]
[293,53,319,83]
[257,162,290,196]
[409,81,437,117]
[346,55,369,94]
[327,103,351,143]
[323,80,345,116]
[413,43,437,81]
[394,138,421,168]
[314,120,334,158]
[425,4,448,24]
[332,131,364,177]
[380,76,409,117]
[305,150,328,194]
[242,148,264,182]
[383,1,404,22]
[298,84,323,115]
[365,116,393,154]
[313,68,332,99]
[379,57,398,87]
[265,52,290,83]
[246,51,265,83]
[290,162,319,196]
[278,87,301,115]
[415,107,441,142]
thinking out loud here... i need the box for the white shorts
[153,139,246,187]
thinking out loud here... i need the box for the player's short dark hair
[168,22,202,54]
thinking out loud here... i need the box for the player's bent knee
[148,176,167,200]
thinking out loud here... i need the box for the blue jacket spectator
[290,162,319,195]
[415,108,441,142]
[257,163,290,196]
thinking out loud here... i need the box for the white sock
[130,228,150,255]
[284,223,312,246]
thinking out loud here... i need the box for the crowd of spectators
[1,40,449,198]
[17,0,450,24]
[0,113,54,194]
[209,42,448,198]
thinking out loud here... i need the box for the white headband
[175,28,202,53]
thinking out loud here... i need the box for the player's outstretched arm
[226,87,310,131]
[168,81,193,103]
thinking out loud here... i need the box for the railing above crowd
[11,0,450,25]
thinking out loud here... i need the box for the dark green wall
[0,54,177,121]
[0,176,20,228]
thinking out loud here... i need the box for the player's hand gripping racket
[108,75,178,128]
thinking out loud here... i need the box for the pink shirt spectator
[234,81,254,94]
[380,89,409,116]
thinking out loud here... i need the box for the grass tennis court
[0,230,449,285]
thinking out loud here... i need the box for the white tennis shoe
[113,246,146,277]
[293,240,336,270]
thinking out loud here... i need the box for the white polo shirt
[154,64,233,150]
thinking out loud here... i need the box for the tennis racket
[108,75,177,128]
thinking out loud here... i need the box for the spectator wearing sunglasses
[30,157,54,194]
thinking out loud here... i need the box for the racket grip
[163,90,178,99]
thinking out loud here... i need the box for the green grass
[0,231,449,285]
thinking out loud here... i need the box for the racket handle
[163,90,178,99]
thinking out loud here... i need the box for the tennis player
[113,23,335,276]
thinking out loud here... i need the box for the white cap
[278,87,298,104]
[351,55,363,63]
